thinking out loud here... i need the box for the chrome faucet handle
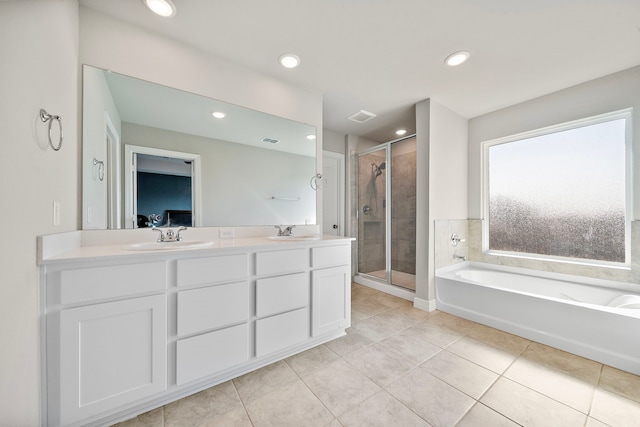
[274,225,284,236]
[284,225,295,236]
[450,233,466,247]
[176,226,187,241]
[152,228,165,242]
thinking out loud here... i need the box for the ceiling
[79,0,640,143]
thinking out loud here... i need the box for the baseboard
[413,297,437,312]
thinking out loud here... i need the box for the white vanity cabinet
[175,254,250,385]
[311,245,352,336]
[45,261,168,427]
[40,236,352,427]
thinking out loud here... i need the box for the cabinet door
[58,295,167,426]
[311,265,351,337]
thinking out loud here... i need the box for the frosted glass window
[486,112,629,264]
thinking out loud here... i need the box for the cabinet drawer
[177,281,249,336]
[256,273,308,318]
[255,307,309,357]
[311,244,351,269]
[177,254,247,287]
[255,248,308,276]
[59,262,167,305]
[176,323,249,385]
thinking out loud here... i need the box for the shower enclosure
[355,136,416,293]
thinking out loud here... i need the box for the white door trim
[322,150,345,236]
[104,112,121,229]
[124,145,202,228]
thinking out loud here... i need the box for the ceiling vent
[348,110,377,123]
[261,137,279,144]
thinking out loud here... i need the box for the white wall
[467,65,640,283]
[0,1,79,424]
[323,129,346,154]
[430,102,468,221]
[415,99,468,304]
[79,8,322,131]
[79,7,324,228]
[468,65,640,220]
[0,4,324,424]
[82,65,122,229]
[123,123,317,226]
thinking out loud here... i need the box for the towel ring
[93,158,105,181]
[40,108,63,151]
[310,173,326,190]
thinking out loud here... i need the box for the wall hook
[40,108,63,151]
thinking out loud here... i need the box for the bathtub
[435,262,640,375]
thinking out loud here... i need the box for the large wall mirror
[82,65,317,229]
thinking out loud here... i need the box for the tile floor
[115,283,640,427]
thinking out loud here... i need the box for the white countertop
[37,229,354,265]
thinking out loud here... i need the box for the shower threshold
[367,270,416,291]
[355,272,415,302]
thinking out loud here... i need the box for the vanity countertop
[37,230,354,265]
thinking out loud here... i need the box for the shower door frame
[355,134,416,300]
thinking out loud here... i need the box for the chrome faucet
[153,226,187,242]
[453,254,467,261]
[275,225,295,236]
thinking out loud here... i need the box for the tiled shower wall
[391,151,417,275]
[354,150,417,276]
[357,152,386,274]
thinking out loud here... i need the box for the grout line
[291,365,345,425]
[230,378,257,427]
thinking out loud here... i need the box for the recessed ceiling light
[143,0,176,17]
[395,129,407,136]
[306,134,316,140]
[279,54,301,69]
[211,111,226,119]
[445,51,470,67]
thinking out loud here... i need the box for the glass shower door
[356,136,416,292]
[357,149,388,282]
[390,136,416,290]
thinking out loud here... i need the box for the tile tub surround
[114,284,640,427]
[435,219,469,270]
[467,219,640,285]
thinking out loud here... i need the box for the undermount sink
[267,235,321,241]
[123,240,214,251]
